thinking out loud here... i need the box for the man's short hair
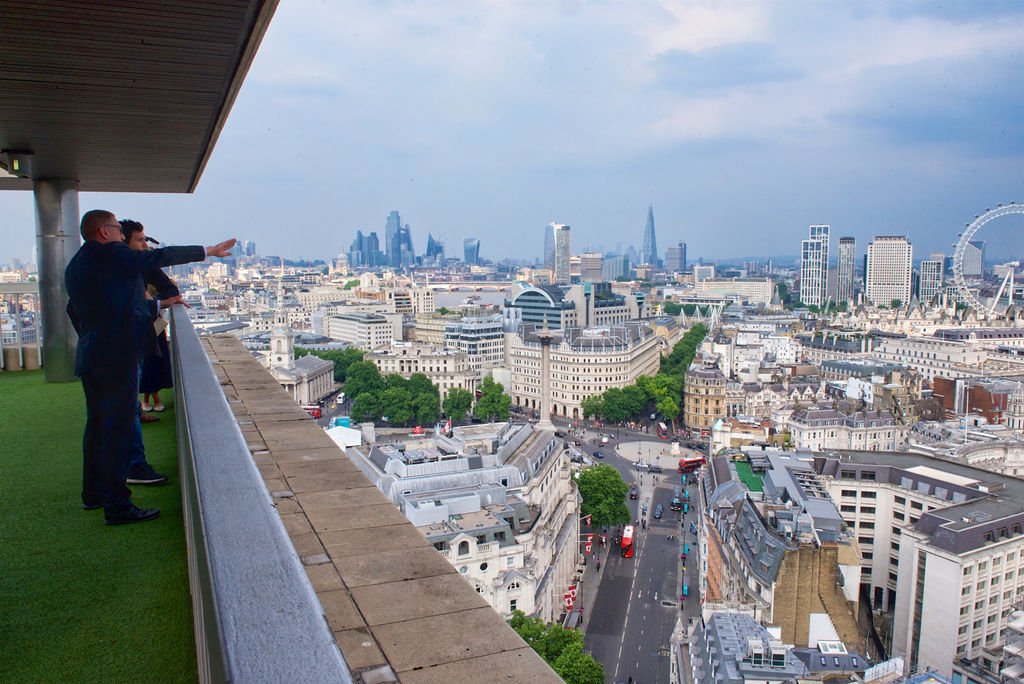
[119,219,144,242]
[80,210,115,240]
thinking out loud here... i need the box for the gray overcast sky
[2,1,1024,265]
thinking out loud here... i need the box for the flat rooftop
[817,449,1024,555]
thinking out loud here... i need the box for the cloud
[641,2,767,55]
[2,1,1024,265]
[651,42,802,95]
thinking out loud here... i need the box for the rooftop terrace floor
[735,459,765,493]
[0,370,196,683]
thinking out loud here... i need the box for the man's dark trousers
[66,240,206,513]
[81,357,138,513]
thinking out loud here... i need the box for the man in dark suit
[65,209,235,525]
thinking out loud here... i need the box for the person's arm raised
[205,239,237,258]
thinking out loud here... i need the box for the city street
[572,428,703,684]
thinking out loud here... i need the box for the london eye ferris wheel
[952,203,1024,316]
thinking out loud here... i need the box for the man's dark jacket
[65,240,205,376]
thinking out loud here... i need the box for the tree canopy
[580,323,707,427]
[295,346,364,383]
[350,392,379,423]
[380,387,414,426]
[509,611,604,684]
[344,364,441,427]
[474,376,511,422]
[443,387,474,423]
[344,360,384,399]
[575,464,631,529]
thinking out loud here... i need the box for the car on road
[601,435,610,445]
[647,464,663,473]
[653,504,664,519]
[593,450,604,459]
[629,485,638,499]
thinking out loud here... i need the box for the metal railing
[169,307,351,683]
[0,282,42,371]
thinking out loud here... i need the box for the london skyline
[1,2,1023,265]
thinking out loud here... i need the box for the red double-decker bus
[302,404,322,419]
[678,456,705,473]
[621,525,635,558]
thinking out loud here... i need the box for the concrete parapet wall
[199,332,561,683]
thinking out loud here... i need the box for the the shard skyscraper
[641,205,658,267]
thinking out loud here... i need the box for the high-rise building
[544,223,572,284]
[385,210,402,267]
[601,254,629,282]
[397,223,414,267]
[640,205,658,267]
[865,235,913,306]
[544,225,555,272]
[837,237,856,304]
[962,240,985,278]
[665,242,687,273]
[800,225,830,307]
[918,258,943,304]
[424,234,444,264]
[579,252,603,282]
[463,237,480,265]
[348,230,384,268]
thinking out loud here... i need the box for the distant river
[433,291,508,309]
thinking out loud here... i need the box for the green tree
[600,387,630,423]
[407,373,437,399]
[580,394,604,420]
[343,279,360,290]
[384,373,409,392]
[295,346,364,383]
[350,392,380,423]
[344,360,384,399]
[621,384,647,420]
[656,394,680,424]
[474,377,511,422]
[575,464,631,529]
[661,323,707,377]
[891,298,903,309]
[662,301,682,315]
[508,612,603,684]
[552,641,604,684]
[413,391,440,426]
[443,387,474,424]
[380,387,414,426]
[436,306,452,315]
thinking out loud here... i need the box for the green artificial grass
[0,370,197,683]
[735,459,765,493]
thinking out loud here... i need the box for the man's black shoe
[126,463,169,485]
[105,505,160,526]
[82,501,102,510]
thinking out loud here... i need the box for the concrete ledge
[200,333,562,683]
[170,310,352,683]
